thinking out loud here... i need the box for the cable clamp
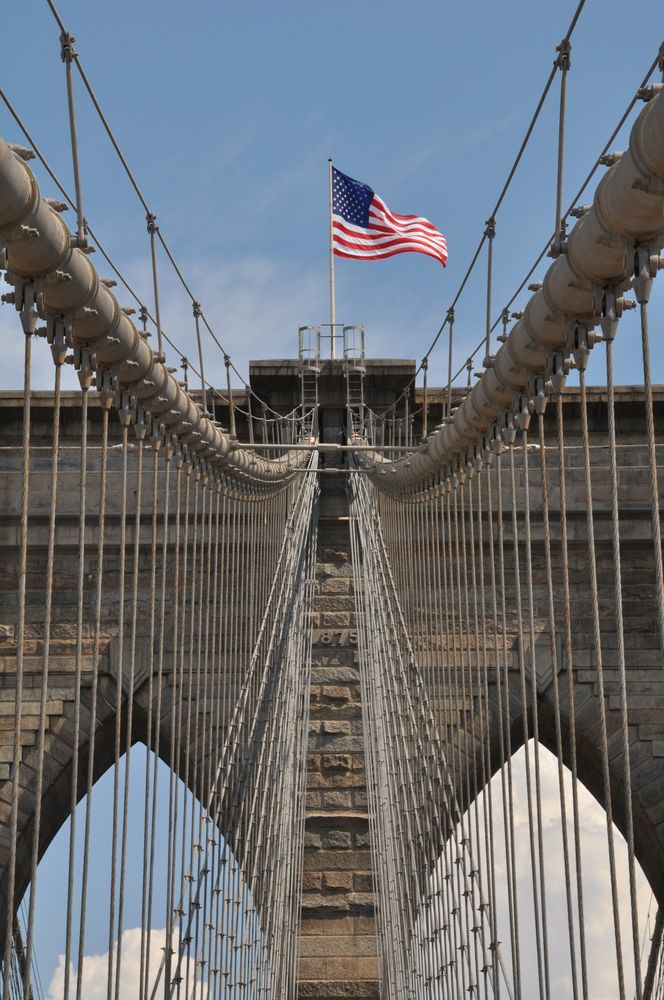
[599,151,623,168]
[514,391,534,427]
[117,389,136,427]
[548,236,568,259]
[16,281,39,334]
[59,31,76,63]
[7,144,35,165]
[490,424,504,456]
[134,406,148,441]
[570,324,591,371]
[637,82,664,102]
[555,37,571,71]
[150,418,165,451]
[549,351,570,392]
[47,317,69,366]
[173,435,184,468]
[503,410,517,445]
[599,289,622,342]
[530,377,547,417]
[633,245,661,304]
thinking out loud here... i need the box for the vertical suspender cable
[114,427,146,998]
[484,218,495,363]
[24,356,62,993]
[193,303,207,417]
[644,909,664,1000]
[421,359,429,443]
[63,382,89,999]
[60,29,86,246]
[605,333,642,999]
[446,309,455,420]
[508,446,546,1000]
[2,330,32,1000]
[226,357,237,442]
[577,357,625,999]
[536,408,579,1000]
[556,396,589,998]
[106,420,129,1000]
[147,214,164,358]
[521,432,551,1000]
[139,447,160,1000]
[634,276,664,652]
[76,398,110,999]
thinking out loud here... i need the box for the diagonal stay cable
[374,0,588,419]
[42,0,286,419]
[429,43,663,405]
[0,88,284,423]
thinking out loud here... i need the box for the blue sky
[1,0,663,392]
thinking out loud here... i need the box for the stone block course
[321,578,352,595]
[301,473,379,997]
[321,831,352,850]
[322,753,352,771]
[322,871,353,891]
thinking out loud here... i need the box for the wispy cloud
[47,927,208,1000]
[425,744,652,999]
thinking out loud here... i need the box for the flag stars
[332,167,373,227]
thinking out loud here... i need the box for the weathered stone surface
[322,870,353,891]
[299,934,377,957]
[4,388,664,999]
[321,753,352,771]
[322,831,352,850]
[321,578,351,595]
[297,979,380,998]
[301,471,379,996]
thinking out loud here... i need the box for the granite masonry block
[322,871,353,892]
[321,830,352,849]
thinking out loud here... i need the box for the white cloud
[421,744,653,1000]
[0,251,326,392]
[47,927,208,1000]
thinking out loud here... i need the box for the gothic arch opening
[12,743,271,999]
[415,740,654,999]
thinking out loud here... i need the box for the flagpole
[328,157,336,359]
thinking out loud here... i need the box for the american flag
[332,166,448,267]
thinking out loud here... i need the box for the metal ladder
[298,326,321,436]
[343,325,366,437]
